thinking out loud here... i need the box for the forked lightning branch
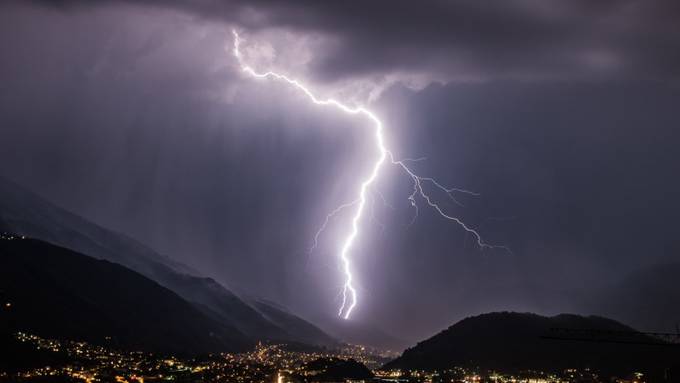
[232,30,506,319]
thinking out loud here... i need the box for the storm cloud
[27,0,680,83]
[1,1,679,342]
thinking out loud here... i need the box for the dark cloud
[1,1,679,342]
[24,0,680,81]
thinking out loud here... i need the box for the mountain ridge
[383,312,680,378]
[0,237,251,355]
[0,176,335,347]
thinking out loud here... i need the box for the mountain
[301,357,373,381]
[0,177,335,347]
[383,312,680,378]
[0,237,250,355]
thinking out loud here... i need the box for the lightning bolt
[308,199,360,255]
[232,30,507,319]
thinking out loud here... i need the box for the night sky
[1,1,679,342]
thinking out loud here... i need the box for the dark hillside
[383,312,680,379]
[0,238,250,355]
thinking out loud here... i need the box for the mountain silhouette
[0,238,250,355]
[302,357,373,381]
[383,312,680,379]
[0,176,335,347]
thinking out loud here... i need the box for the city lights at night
[1,1,679,382]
